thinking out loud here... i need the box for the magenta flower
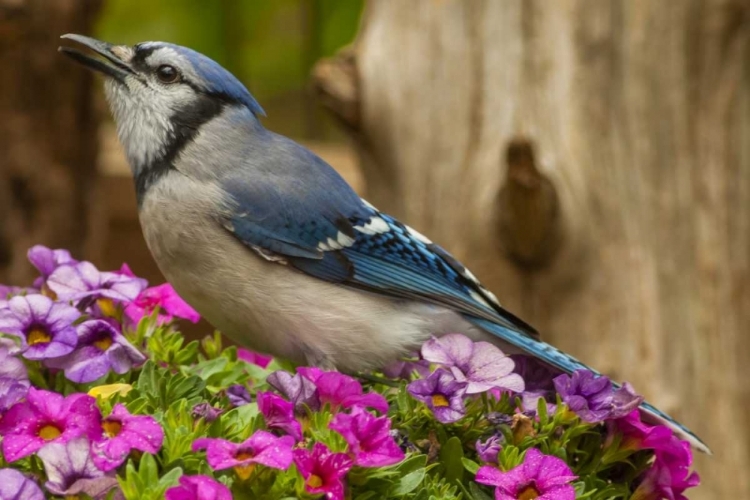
[609,409,677,453]
[315,371,389,413]
[293,442,353,500]
[38,437,120,499]
[0,469,44,500]
[257,391,303,441]
[329,406,404,467]
[407,368,468,423]
[124,283,200,326]
[47,261,146,303]
[192,431,295,480]
[0,388,100,461]
[421,334,524,394]
[0,295,79,360]
[553,370,643,423]
[476,448,578,500]
[46,319,145,383]
[631,440,700,500]
[91,403,164,471]
[226,384,252,407]
[267,370,320,413]
[238,348,272,369]
[476,435,503,464]
[165,475,232,500]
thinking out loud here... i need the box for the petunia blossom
[192,431,295,480]
[91,403,165,471]
[226,384,252,407]
[257,391,303,441]
[553,370,643,423]
[0,468,45,500]
[421,334,524,394]
[237,348,272,369]
[293,442,353,500]
[329,406,404,467]
[314,371,389,414]
[38,437,120,499]
[510,355,558,393]
[47,261,146,303]
[46,319,146,383]
[27,245,77,288]
[631,440,700,500]
[476,448,578,500]
[124,283,200,326]
[609,409,676,453]
[165,475,232,500]
[0,388,100,462]
[476,435,503,465]
[192,403,223,423]
[0,294,79,360]
[0,340,29,413]
[267,370,320,413]
[382,356,431,380]
[407,368,468,423]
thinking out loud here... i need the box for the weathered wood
[316,1,750,497]
[0,0,103,284]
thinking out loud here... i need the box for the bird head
[59,34,264,176]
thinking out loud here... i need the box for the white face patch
[355,216,390,235]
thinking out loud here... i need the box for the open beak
[59,34,135,82]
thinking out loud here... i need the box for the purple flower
[45,319,145,383]
[0,388,100,461]
[511,355,558,392]
[192,431,295,480]
[293,442,353,500]
[476,435,503,464]
[257,391,303,441]
[407,368,467,423]
[631,440,700,500]
[0,342,29,414]
[553,370,643,423]
[0,469,44,500]
[38,437,120,499]
[28,245,77,285]
[421,334,524,394]
[315,371,389,414]
[124,283,200,326]
[476,448,578,500]
[238,348,272,369]
[382,357,431,379]
[0,295,79,360]
[91,403,164,471]
[47,261,146,303]
[226,384,252,407]
[267,370,320,413]
[165,475,232,500]
[192,403,223,423]
[329,406,404,467]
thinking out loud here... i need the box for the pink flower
[293,443,353,500]
[329,406,404,467]
[257,392,302,441]
[610,410,675,452]
[91,403,164,471]
[165,475,231,500]
[631,441,700,500]
[476,448,577,500]
[0,388,100,462]
[237,348,272,369]
[314,371,389,414]
[125,283,200,325]
[192,431,295,480]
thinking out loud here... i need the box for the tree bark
[315,1,750,498]
[0,0,103,284]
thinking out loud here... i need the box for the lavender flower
[46,319,145,383]
[0,341,29,414]
[226,384,252,407]
[38,437,120,499]
[47,261,146,303]
[257,391,302,441]
[476,435,503,464]
[329,406,404,467]
[0,469,44,500]
[476,448,578,500]
[91,404,164,471]
[165,475,231,500]
[27,245,77,287]
[0,295,79,360]
[267,370,320,413]
[293,442,353,500]
[407,368,467,423]
[0,388,100,461]
[421,334,524,394]
[553,370,643,423]
[192,431,295,480]
[192,403,223,423]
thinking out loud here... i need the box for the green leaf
[468,481,494,500]
[440,436,464,484]
[461,457,480,475]
[390,469,426,497]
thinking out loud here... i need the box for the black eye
[156,65,180,84]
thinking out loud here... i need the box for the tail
[466,316,711,454]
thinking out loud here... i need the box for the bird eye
[156,65,180,84]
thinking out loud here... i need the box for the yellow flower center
[518,484,541,500]
[97,298,117,318]
[233,450,255,480]
[94,335,113,351]
[102,420,122,438]
[431,394,450,407]
[38,424,61,440]
[307,474,324,488]
[27,327,51,345]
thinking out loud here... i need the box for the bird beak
[58,34,135,82]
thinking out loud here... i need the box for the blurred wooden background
[1,1,749,498]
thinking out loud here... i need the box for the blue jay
[60,34,708,453]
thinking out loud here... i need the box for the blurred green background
[97,0,363,140]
